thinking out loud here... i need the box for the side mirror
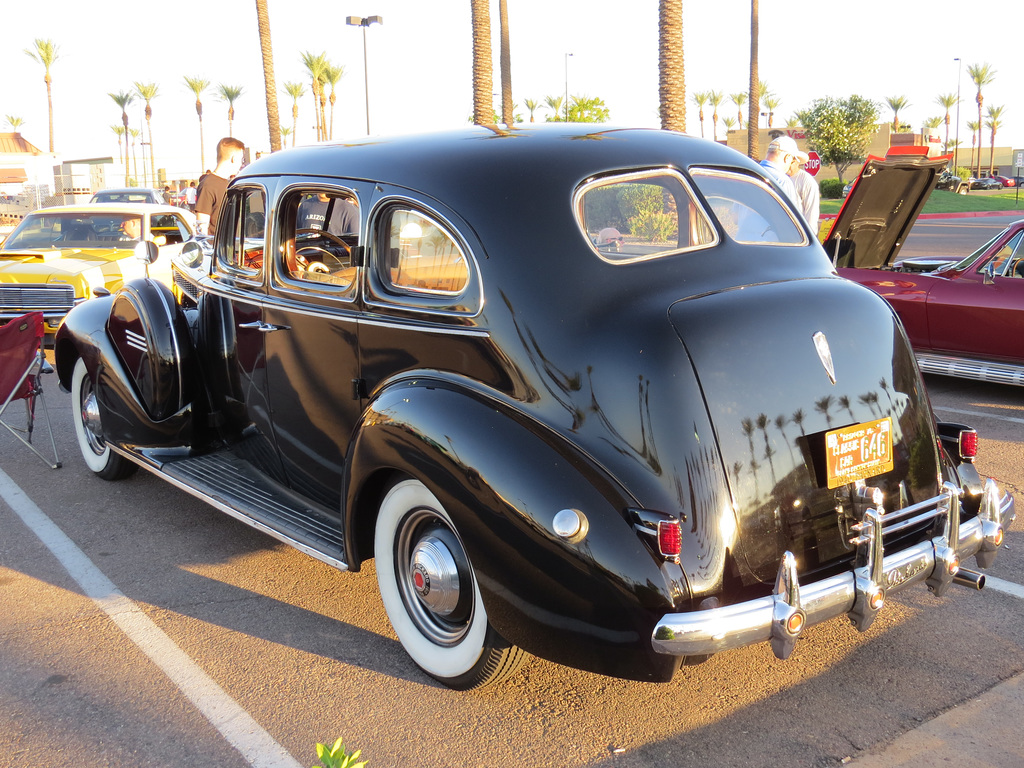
[180,240,204,269]
[134,239,159,265]
[983,262,996,285]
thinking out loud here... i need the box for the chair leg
[0,385,61,470]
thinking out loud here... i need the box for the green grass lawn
[820,188,1024,216]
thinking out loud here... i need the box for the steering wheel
[295,228,352,256]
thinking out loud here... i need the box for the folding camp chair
[0,312,61,469]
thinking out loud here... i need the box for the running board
[916,353,1024,388]
[116,446,349,571]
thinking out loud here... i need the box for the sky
[5,0,1023,181]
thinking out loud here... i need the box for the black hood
[825,149,950,270]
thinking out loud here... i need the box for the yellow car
[0,203,196,333]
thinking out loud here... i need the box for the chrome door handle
[238,321,291,333]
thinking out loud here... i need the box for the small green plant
[312,737,368,768]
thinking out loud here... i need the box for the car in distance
[968,176,1002,191]
[990,174,1017,188]
[89,187,165,205]
[54,126,1014,689]
[0,203,196,333]
[829,147,1024,386]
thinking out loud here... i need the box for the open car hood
[824,148,950,270]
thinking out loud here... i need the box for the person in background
[759,135,799,206]
[184,180,198,212]
[787,150,820,231]
[196,137,245,236]
[161,185,172,204]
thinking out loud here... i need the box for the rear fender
[344,379,687,681]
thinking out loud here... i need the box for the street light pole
[347,15,383,135]
[564,53,573,122]
[953,57,962,171]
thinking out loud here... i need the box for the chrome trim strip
[652,484,1012,658]
[916,352,1024,388]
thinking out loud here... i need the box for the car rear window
[689,168,806,245]
[574,169,717,262]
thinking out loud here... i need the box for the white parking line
[0,468,302,768]
[985,576,1024,600]
[932,405,1024,426]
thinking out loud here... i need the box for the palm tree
[498,0,514,127]
[658,0,685,133]
[283,81,306,146]
[747,0,759,159]
[763,94,780,128]
[709,90,724,141]
[470,0,493,125]
[986,105,1004,176]
[967,62,996,179]
[280,126,292,145]
[109,90,135,185]
[935,92,957,155]
[323,63,344,140]
[524,98,540,122]
[300,51,328,140]
[722,116,737,133]
[255,0,282,152]
[5,116,24,131]
[731,92,747,129]
[884,95,910,133]
[544,95,563,122]
[691,91,708,137]
[24,38,58,152]
[216,84,244,136]
[967,119,979,173]
[128,128,140,184]
[183,76,209,172]
[134,82,158,185]
[110,125,125,164]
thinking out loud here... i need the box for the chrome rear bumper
[652,479,1015,660]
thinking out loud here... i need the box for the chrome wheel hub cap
[81,390,106,453]
[410,535,461,616]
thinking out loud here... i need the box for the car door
[925,231,1024,361]
[262,182,365,511]
[202,182,287,482]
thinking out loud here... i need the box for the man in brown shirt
[196,137,245,236]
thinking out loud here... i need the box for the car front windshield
[2,213,140,250]
[949,230,1007,271]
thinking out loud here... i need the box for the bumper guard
[652,478,1015,660]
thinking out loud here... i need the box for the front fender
[345,379,688,681]
[54,287,195,449]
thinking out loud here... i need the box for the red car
[991,175,1017,188]
[827,147,1024,387]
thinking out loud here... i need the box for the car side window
[379,208,468,295]
[690,168,806,245]
[150,213,190,245]
[216,187,266,276]
[278,189,360,290]
[575,170,717,262]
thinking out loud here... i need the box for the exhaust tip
[953,568,986,590]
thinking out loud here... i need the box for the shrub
[819,178,845,199]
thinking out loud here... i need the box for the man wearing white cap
[787,149,820,230]
[759,135,800,206]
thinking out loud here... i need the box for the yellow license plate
[825,417,895,489]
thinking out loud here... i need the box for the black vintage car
[54,126,1015,690]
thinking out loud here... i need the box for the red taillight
[959,430,978,461]
[657,520,682,557]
